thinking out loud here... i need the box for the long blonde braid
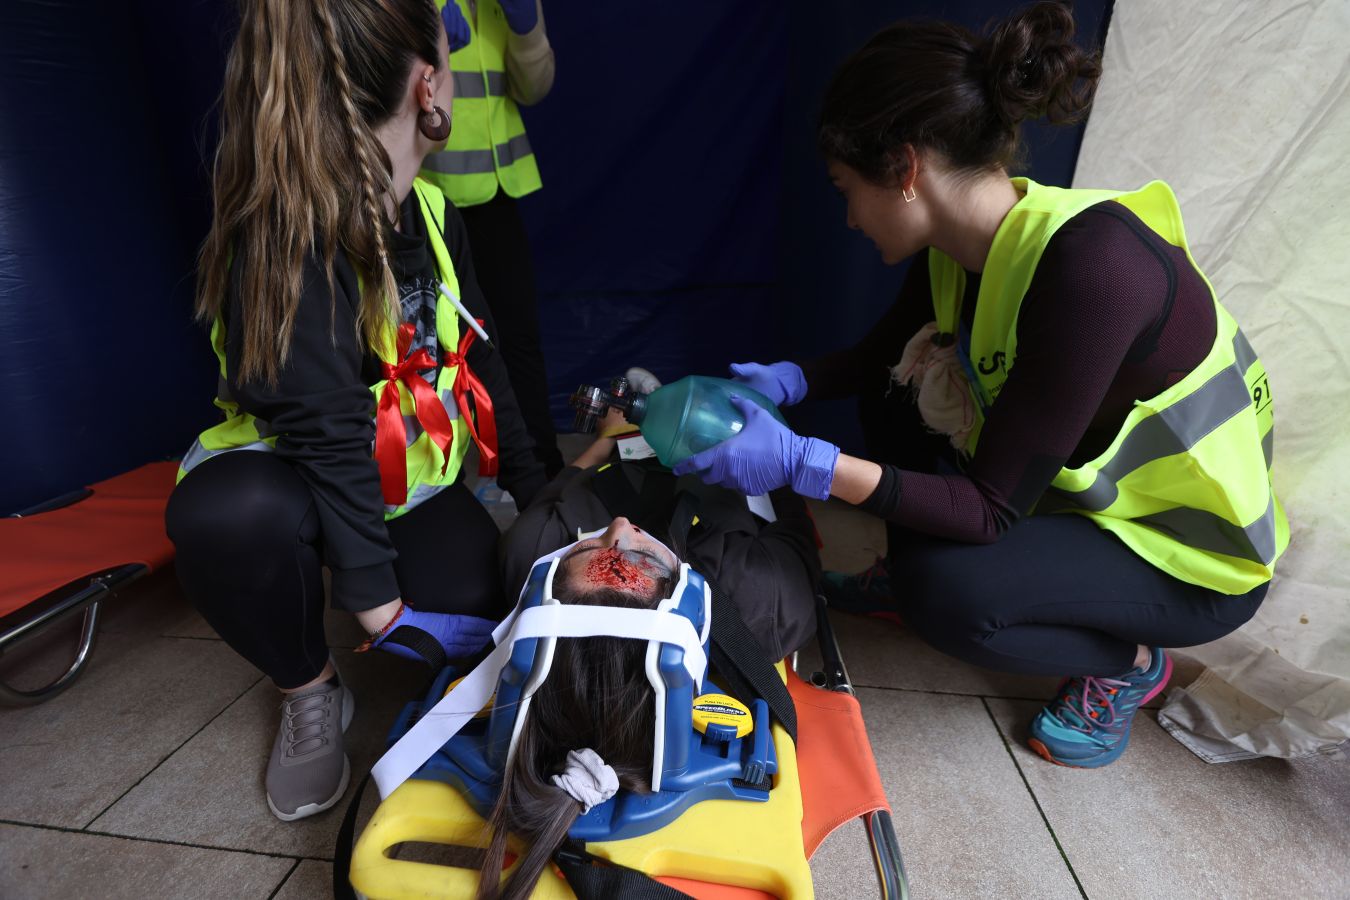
[313,0,400,338]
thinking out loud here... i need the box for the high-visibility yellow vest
[421,0,542,207]
[929,178,1288,594]
[178,179,474,520]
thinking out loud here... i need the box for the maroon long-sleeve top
[801,201,1217,543]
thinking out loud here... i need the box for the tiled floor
[2,464,1347,899]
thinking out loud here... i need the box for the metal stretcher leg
[811,595,911,900]
[0,563,144,706]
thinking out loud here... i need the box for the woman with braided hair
[166,0,547,821]
[682,2,1287,769]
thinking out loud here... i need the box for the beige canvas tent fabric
[1072,0,1350,760]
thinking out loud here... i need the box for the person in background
[424,0,564,478]
[679,2,1287,770]
[166,0,547,822]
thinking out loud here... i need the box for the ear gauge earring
[416,73,450,141]
[418,105,451,141]
[902,185,917,203]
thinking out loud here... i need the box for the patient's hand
[596,406,635,438]
[571,407,632,470]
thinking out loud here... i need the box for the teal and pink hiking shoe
[820,556,901,626]
[1027,648,1172,768]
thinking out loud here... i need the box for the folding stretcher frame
[349,595,910,899]
[0,462,178,705]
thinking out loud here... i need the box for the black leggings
[165,451,505,689]
[858,385,1267,678]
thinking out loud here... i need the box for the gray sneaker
[265,674,355,821]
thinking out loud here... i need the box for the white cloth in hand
[890,322,976,451]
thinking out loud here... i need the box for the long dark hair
[198,0,441,385]
[818,1,1102,185]
[476,578,675,900]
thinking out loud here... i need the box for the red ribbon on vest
[376,323,455,506]
[444,322,499,479]
[374,321,498,507]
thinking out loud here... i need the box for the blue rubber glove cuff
[790,436,840,501]
[442,3,472,52]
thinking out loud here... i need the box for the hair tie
[550,748,619,813]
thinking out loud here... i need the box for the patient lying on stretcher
[474,417,822,898]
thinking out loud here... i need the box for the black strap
[554,840,696,900]
[706,575,797,744]
[332,771,370,900]
[380,624,448,670]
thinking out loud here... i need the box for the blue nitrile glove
[728,360,808,407]
[442,2,471,52]
[367,603,495,667]
[497,0,539,34]
[673,396,839,500]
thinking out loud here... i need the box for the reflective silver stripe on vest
[180,437,274,474]
[1050,330,1256,510]
[1133,494,1279,566]
[423,134,534,176]
[424,149,494,175]
[495,132,533,166]
[451,70,507,99]
[1044,328,1278,564]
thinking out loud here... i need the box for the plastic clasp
[741,699,771,785]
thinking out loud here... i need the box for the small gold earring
[902,186,917,203]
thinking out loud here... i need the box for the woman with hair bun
[680,2,1287,768]
[165,0,547,821]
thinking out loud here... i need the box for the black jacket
[223,189,547,611]
[499,461,820,661]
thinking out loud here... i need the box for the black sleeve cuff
[857,465,903,519]
[329,562,401,613]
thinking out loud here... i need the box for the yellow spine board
[350,667,813,899]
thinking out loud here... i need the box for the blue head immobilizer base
[385,561,778,843]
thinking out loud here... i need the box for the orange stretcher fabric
[0,462,178,618]
[651,668,891,898]
[787,667,892,858]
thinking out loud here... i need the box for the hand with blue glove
[497,0,539,35]
[673,396,840,500]
[362,602,495,668]
[442,2,471,52]
[728,360,808,407]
